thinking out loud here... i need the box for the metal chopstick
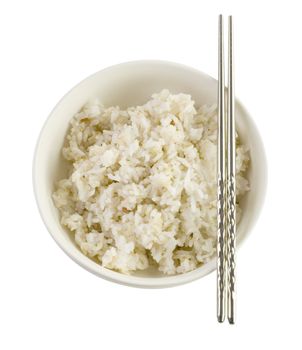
[217,14,236,324]
[217,14,226,323]
[227,15,236,325]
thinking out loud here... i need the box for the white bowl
[33,60,267,288]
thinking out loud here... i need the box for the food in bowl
[53,90,249,275]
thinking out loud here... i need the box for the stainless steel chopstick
[227,15,236,325]
[217,14,226,323]
[217,14,236,324]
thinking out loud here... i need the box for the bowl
[33,60,267,288]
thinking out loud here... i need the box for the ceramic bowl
[33,60,267,288]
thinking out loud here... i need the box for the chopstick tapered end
[228,316,235,325]
[217,314,225,323]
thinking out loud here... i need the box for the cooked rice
[53,90,249,275]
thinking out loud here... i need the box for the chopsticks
[217,14,236,324]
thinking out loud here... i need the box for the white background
[1,0,301,349]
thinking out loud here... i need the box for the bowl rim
[33,59,267,288]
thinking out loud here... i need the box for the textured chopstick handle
[227,173,236,324]
[217,174,226,322]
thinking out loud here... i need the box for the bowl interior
[34,61,267,287]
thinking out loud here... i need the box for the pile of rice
[53,90,249,275]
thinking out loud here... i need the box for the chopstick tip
[228,317,235,325]
[217,315,225,323]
